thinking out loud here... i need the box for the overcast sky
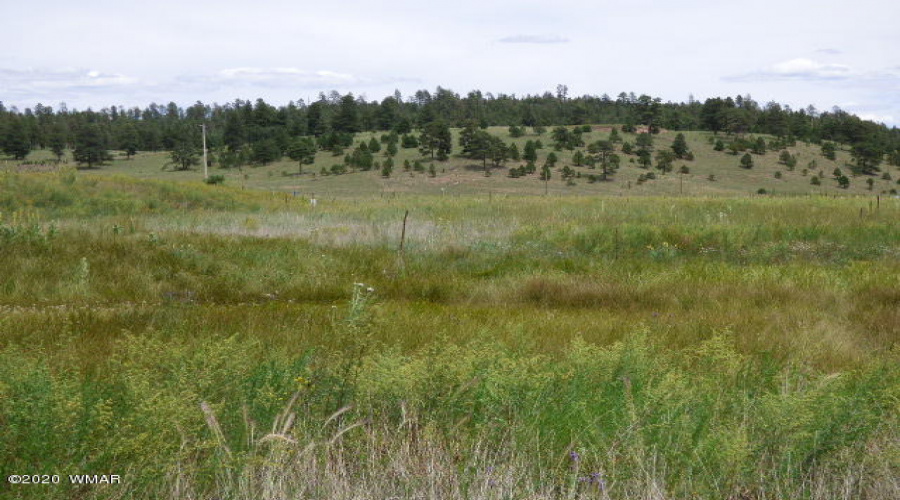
[2,0,897,125]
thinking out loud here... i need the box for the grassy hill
[7,126,898,198]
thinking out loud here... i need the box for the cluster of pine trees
[0,88,897,170]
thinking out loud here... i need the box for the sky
[1,0,898,126]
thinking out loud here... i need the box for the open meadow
[1,169,899,499]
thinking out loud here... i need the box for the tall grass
[2,318,897,499]
[1,174,898,498]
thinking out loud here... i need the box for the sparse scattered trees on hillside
[0,88,897,190]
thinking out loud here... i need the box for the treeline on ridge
[0,87,897,171]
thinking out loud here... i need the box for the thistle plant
[345,282,376,330]
[75,256,90,291]
[334,282,377,411]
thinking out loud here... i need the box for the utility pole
[200,123,208,180]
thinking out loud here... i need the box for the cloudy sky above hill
[1,0,897,125]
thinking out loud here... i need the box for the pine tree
[420,121,452,160]
[381,157,393,177]
[508,143,520,161]
[540,164,551,181]
[48,133,66,161]
[462,128,494,172]
[251,139,281,164]
[168,142,200,170]
[655,150,675,173]
[636,132,653,149]
[671,133,689,158]
[637,148,652,168]
[609,128,621,143]
[488,136,509,168]
[552,126,573,150]
[752,137,766,155]
[73,124,111,168]
[523,140,537,162]
[401,134,419,149]
[223,113,246,152]
[287,137,317,174]
[572,150,584,166]
[588,140,612,168]
[3,119,31,160]
[545,152,558,168]
[779,150,792,165]
[116,124,140,159]
[333,94,360,133]
[850,140,883,175]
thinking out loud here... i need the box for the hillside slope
[7,126,899,198]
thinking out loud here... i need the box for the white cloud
[856,113,894,124]
[0,67,137,96]
[725,58,854,82]
[498,34,570,44]
[178,67,415,91]
[770,59,852,79]
[216,68,359,87]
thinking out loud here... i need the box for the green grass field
[1,159,899,498]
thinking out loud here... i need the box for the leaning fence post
[399,210,409,253]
